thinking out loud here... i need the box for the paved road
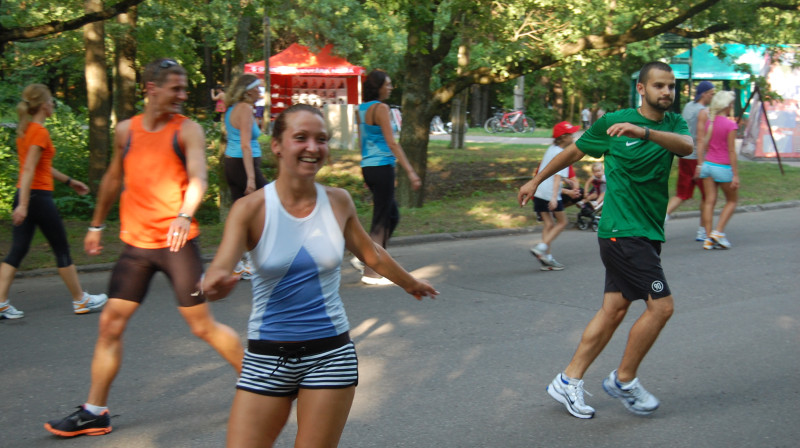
[2,207,799,447]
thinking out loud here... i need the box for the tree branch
[0,0,146,44]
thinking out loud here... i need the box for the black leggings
[4,189,72,268]
[362,165,399,247]
[224,156,268,202]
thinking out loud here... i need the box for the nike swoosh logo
[75,418,97,426]
[626,140,640,147]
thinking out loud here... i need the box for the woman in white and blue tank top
[355,70,422,285]
[201,104,438,447]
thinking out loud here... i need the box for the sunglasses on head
[159,59,178,69]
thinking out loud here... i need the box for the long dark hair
[363,69,389,102]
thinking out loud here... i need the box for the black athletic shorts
[108,239,205,307]
[533,197,564,213]
[598,237,671,301]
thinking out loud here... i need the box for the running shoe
[602,370,660,416]
[233,260,253,280]
[360,275,393,286]
[710,230,731,249]
[349,256,365,274]
[696,227,707,242]
[44,406,112,437]
[73,292,108,315]
[703,238,716,250]
[546,374,595,419]
[541,259,565,271]
[0,301,24,320]
[529,244,548,266]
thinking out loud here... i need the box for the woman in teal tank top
[355,70,421,285]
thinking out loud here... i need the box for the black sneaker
[44,406,112,437]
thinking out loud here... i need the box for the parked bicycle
[484,109,534,133]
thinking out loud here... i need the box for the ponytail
[17,84,52,137]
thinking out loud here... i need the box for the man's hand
[518,179,539,206]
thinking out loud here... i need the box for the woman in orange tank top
[0,84,107,320]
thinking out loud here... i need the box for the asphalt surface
[2,206,799,448]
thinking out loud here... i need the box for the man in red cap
[528,121,581,271]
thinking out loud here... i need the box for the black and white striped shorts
[236,333,359,397]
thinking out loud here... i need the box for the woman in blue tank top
[224,74,267,202]
[201,104,437,447]
[355,69,422,285]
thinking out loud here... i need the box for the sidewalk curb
[14,200,800,279]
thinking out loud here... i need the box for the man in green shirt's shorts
[518,61,693,419]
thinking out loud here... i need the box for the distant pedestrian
[581,107,591,129]
[698,90,739,250]
[44,58,243,438]
[666,80,714,241]
[200,104,437,447]
[211,84,226,122]
[518,61,692,418]
[354,69,421,285]
[0,84,107,320]
[528,121,581,271]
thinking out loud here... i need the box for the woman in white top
[201,104,437,447]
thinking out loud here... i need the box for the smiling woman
[200,103,437,448]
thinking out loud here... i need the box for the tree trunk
[113,7,137,123]
[397,12,437,208]
[84,0,111,191]
[450,35,470,149]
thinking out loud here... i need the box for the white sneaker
[602,370,660,415]
[547,374,595,419]
[0,301,24,319]
[710,230,731,249]
[73,292,108,315]
[233,260,253,280]
[360,275,393,286]
[696,227,707,242]
[349,256,365,274]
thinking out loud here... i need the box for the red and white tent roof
[244,43,365,76]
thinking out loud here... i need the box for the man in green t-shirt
[518,61,692,419]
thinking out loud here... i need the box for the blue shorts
[236,333,358,397]
[699,161,733,183]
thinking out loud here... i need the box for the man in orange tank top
[44,59,244,438]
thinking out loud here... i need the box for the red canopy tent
[244,44,365,117]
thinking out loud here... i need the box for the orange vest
[119,114,200,249]
[16,123,55,191]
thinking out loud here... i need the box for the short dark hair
[637,61,673,85]
[363,69,389,102]
[142,58,187,87]
[271,103,325,141]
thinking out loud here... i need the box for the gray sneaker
[602,370,660,415]
[541,258,565,271]
[529,245,548,266]
[73,292,108,315]
[547,374,595,419]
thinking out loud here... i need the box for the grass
[3,139,798,271]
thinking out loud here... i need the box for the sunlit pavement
[2,206,798,447]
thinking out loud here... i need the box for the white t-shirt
[534,144,570,201]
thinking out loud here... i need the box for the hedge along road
[1,206,798,447]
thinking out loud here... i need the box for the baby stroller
[575,201,602,232]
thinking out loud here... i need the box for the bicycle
[484,109,535,133]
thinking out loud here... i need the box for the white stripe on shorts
[237,342,358,396]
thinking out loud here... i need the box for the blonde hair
[17,84,51,137]
[225,74,260,107]
[703,91,736,147]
